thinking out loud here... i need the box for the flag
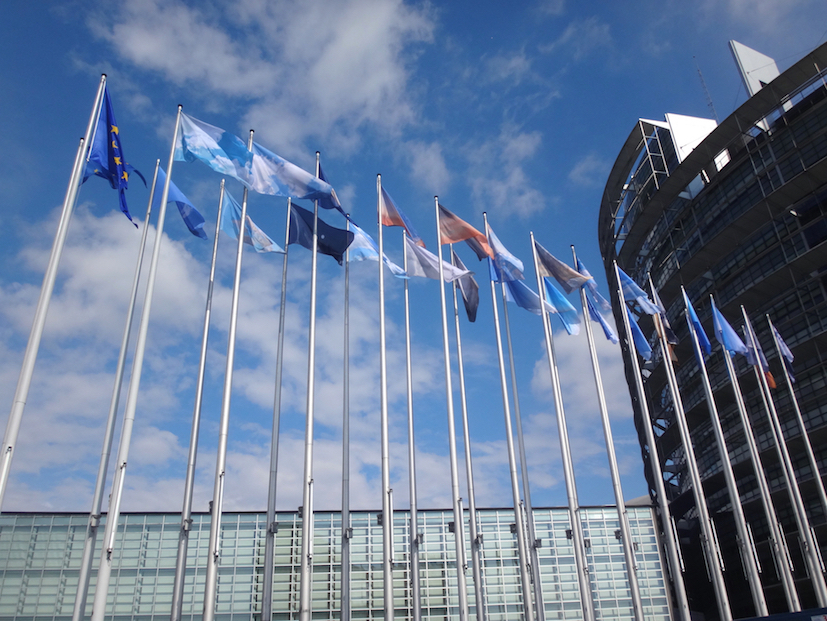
[404,235,470,282]
[534,243,590,293]
[486,224,524,282]
[577,258,612,312]
[438,204,493,259]
[617,267,661,315]
[743,319,769,371]
[650,283,679,345]
[771,324,796,383]
[174,113,253,185]
[220,191,283,253]
[627,308,653,361]
[379,187,424,246]
[682,290,711,360]
[83,87,144,225]
[710,299,748,357]
[586,294,618,344]
[452,251,479,322]
[348,222,406,278]
[542,279,580,335]
[653,314,678,363]
[503,279,555,316]
[250,142,337,204]
[318,163,346,216]
[288,204,354,264]
[743,315,777,387]
[153,167,207,239]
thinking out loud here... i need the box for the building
[0,507,671,621]
[598,41,827,619]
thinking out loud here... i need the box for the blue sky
[1,0,826,514]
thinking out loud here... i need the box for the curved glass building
[598,42,827,619]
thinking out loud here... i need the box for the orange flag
[437,204,493,259]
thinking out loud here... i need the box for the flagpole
[340,212,352,621]
[567,247,643,621]
[714,302,800,611]
[71,159,159,621]
[767,314,827,519]
[260,199,294,621]
[434,197,470,621]
[202,131,255,621]
[298,154,322,621]
[612,265,691,621]
[450,244,487,621]
[499,280,545,621]
[743,309,827,606]
[483,215,534,621]
[642,281,731,621]
[375,175,395,621]
[682,291,767,616]
[89,104,182,621]
[402,235,422,621]
[0,75,107,510]
[531,233,594,621]
[169,179,225,621]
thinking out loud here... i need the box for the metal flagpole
[643,280,731,621]
[767,314,827,519]
[376,175,395,621]
[743,308,827,606]
[483,215,534,621]
[531,233,594,621]
[714,302,800,611]
[202,131,255,621]
[261,199,294,621]
[612,266,691,621]
[682,291,767,616]
[499,281,545,621]
[298,154,323,621]
[570,247,644,621]
[73,160,159,621]
[450,246,487,621]
[340,213,352,621]
[0,75,107,509]
[89,104,182,621]
[434,197,470,621]
[170,180,225,621]
[402,235,422,621]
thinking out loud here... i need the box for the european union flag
[83,87,144,225]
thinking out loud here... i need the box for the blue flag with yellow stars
[83,87,144,226]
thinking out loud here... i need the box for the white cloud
[705,0,813,34]
[466,124,545,219]
[539,17,612,60]
[568,153,610,187]
[404,140,450,192]
[537,0,566,17]
[93,0,434,159]
[484,51,534,85]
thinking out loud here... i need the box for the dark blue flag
[153,167,207,239]
[83,87,144,225]
[288,204,354,265]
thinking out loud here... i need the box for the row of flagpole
[614,260,827,620]
[4,76,654,620]
[15,76,827,621]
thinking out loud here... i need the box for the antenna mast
[695,56,719,122]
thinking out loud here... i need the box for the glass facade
[0,507,671,621]
[598,42,827,619]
